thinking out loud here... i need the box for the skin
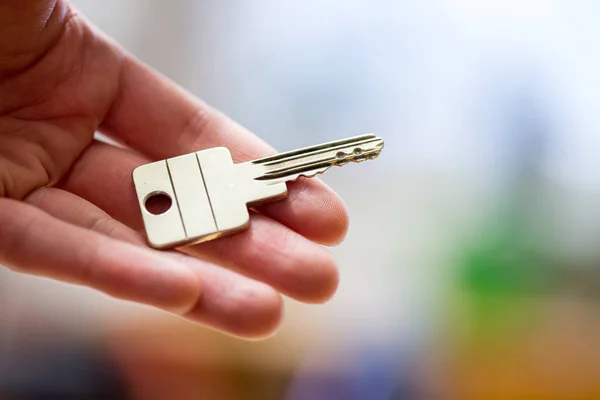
[0,0,348,339]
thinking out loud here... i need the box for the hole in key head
[144,192,172,215]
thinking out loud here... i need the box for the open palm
[0,0,347,338]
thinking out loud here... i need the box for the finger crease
[177,106,213,152]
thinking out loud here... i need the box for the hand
[0,0,347,338]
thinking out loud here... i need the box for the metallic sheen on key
[132,134,384,249]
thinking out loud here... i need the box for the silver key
[132,134,384,249]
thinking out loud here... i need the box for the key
[132,133,384,249]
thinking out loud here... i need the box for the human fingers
[23,187,284,338]
[59,142,339,303]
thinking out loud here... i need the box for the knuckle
[0,199,35,268]
[88,215,117,238]
[176,107,214,151]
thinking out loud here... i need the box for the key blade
[253,134,380,165]
[254,133,384,182]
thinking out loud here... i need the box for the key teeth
[286,166,332,182]
[285,149,381,182]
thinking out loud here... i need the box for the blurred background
[3,0,600,398]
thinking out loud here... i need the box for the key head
[134,147,252,248]
[132,147,290,249]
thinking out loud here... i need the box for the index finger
[95,34,348,245]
